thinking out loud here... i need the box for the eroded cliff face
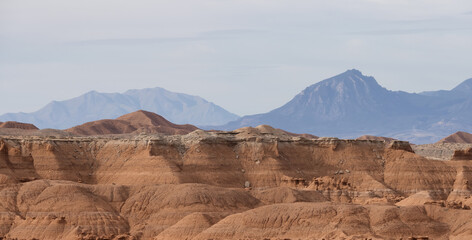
[0,131,472,239]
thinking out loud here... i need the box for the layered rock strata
[0,130,471,239]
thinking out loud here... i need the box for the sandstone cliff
[0,130,471,239]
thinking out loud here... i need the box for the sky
[1,0,472,116]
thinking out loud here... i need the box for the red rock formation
[452,147,472,161]
[193,203,451,240]
[66,110,198,136]
[0,121,38,130]
[438,131,472,144]
[388,140,415,153]
[0,132,470,239]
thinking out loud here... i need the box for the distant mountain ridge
[0,87,239,129]
[2,70,472,144]
[216,69,472,144]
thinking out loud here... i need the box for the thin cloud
[201,29,266,37]
[66,37,199,46]
[347,27,472,36]
[65,29,264,46]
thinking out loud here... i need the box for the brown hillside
[0,121,38,130]
[439,131,472,144]
[2,131,472,239]
[65,110,198,136]
[357,135,396,143]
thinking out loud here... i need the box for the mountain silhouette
[0,87,239,129]
[217,69,472,143]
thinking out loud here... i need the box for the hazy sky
[1,0,472,116]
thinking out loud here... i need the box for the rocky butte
[1,112,472,239]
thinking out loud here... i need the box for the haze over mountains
[0,87,239,129]
[1,69,471,143]
[217,69,472,143]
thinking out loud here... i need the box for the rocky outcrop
[388,140,415,153]
[413,143,472,160]
[357,135,396,143]
[452,147,472,161]
[0,121,38,130]
[0,132,471,239]
[66,110,198,136]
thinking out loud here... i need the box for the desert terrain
[2,0,472,238]
[0,112,472,239]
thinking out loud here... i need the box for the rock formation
[357,135,396,143]
[234,124,318,140]
[66,110,198,136]
[388,140,415,153]
[438,131,472,144]
[0,121,38,130]
[452,147,472,161]
[0,129,472,239]
[414,142,472,160]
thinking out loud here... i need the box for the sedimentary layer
[0,130,471,239]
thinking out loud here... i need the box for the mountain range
[1,69,471,144]
[215,69,472,143]
[0,87,239,129]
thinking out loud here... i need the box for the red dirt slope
[0,121,38,130]
[438,131,472,144]
[66,110,198,136]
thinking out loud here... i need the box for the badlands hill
[0,121,43,137]
[1,128,472,239]
[66,110,198,136]
[438,131,472,144]
[0,121,38,130]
